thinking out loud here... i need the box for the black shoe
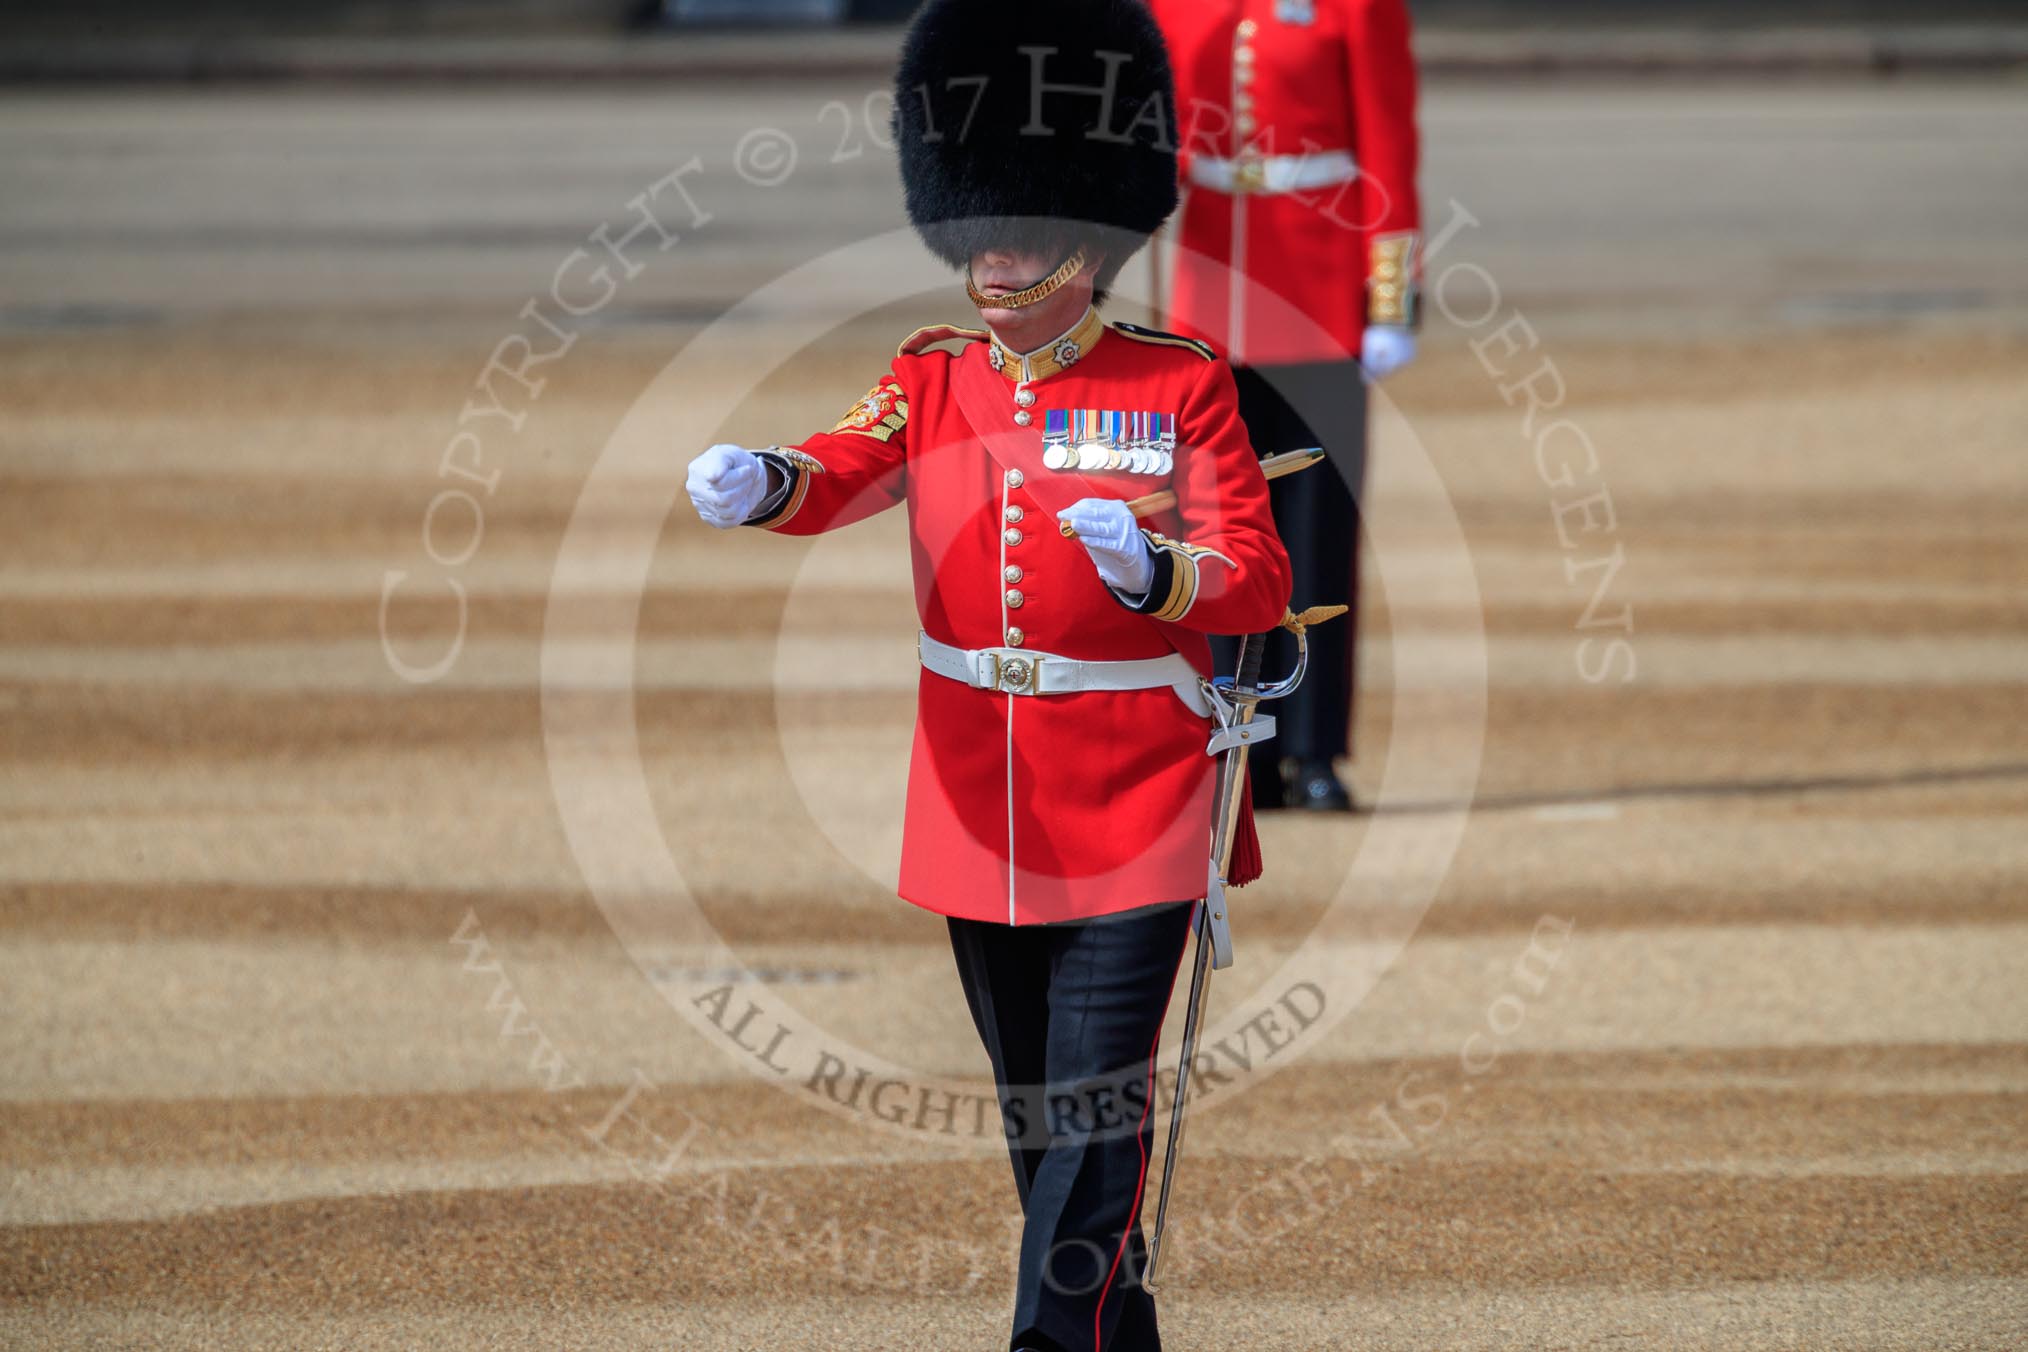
[1287,759,1354,812]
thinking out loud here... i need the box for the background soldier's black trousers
[1211,360,1370,782]
[948,901,1195,1352]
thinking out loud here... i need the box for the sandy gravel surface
[5,312,2024,1349]
[4,82,2028,1350]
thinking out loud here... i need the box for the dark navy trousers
[948,900,1195,1352]
[1210,360,1369,767]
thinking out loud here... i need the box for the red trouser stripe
[1090,902,1194,1351]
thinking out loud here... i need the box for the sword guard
[1203,869,1235,969]
[1205,713,1274,757]
[1245,601,1351,705]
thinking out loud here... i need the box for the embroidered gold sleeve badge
[831,375,909,443]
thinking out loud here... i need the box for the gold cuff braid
[1368,232,1419,327]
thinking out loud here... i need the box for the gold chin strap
[966,249,1087,310]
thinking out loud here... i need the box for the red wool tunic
[1149,0,1422,365]
[751,310,1291,925]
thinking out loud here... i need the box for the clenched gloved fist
[686,444,769,529]
[1057,497,1155,597]
[1361,327,1417,380]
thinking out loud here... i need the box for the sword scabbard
[1204,869,1234,971]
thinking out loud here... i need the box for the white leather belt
[918,631,1211,718]
[1187,148,1358,196]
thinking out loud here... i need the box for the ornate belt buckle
[1233,157,1266,194]
[996,654,1036,694]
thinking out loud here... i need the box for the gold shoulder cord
[965,249,1088,310]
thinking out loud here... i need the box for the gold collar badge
[987,306,1107,387]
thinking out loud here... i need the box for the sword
[1057,447,1324,539]
[1069,440,1335,1290]
[1142,601,1347,1292]
[1143,625,1267,1292]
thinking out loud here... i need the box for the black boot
[1286,758,1354,812]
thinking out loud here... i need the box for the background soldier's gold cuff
[1368,231,1421,328]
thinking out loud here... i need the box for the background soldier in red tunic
[685,2,1289,1347]
[1150,0,1422,810]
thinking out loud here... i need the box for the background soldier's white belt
[1187,148,1358,195]
[918,631,1211,717]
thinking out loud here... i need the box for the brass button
[1015,388,1036,407]
[1237,18,1257,38]
[1004,504,1024,523]
[1004,565,1023,583]
[1005,588,1025,609]
[1005,468,1024,488]
[1006,627,1025,647]
[1236,66,1254,86]
[1004,527,1024,546]
[1014,410,1032,426]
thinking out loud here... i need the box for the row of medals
[1040,410,1176,475]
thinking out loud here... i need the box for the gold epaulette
[1109,321,1216,362]
[897,324,989,358]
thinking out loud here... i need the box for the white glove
[686,443,769,529]
[1057,497,1155,597]
[1361,326,1417,380]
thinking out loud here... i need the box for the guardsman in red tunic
[1150,0,1423,810]
[683,3,1289,1348]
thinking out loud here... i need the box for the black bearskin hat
[893,0,1179,294]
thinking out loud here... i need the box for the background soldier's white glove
[686,443,769,529]
[1057,497,1155,597]
[1361,326,1418,380]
